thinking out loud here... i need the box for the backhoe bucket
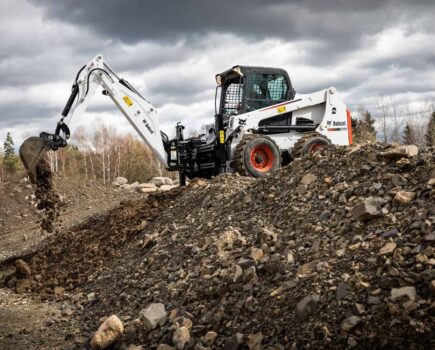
[19,136,51,183]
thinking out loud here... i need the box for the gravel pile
[4,143,434,349]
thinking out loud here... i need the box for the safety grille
[223,80,243,116]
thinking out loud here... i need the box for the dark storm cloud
[31,0,434,49]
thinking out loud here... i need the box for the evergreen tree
[353,110,377,143]
[402,123,415,145]
[425,112,435,147]
[361,111,377,141]
[3,132,18,173]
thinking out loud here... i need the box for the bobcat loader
[20,54,353,185]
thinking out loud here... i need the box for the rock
[424,233,435,241]
[15,259,31,277]
[160,184,177,191]
[172,326,190,350]
[232,265,243,283]
[351,198,381,221]
[152,177,173,187]
[201,331,218,346]
[295,294,320,321]
[287,252,295,264]
[379,242,397,255]
[247,332,263,350]
[140,303,167,331]
[15,279,32,293]
[138,182,157,189]
[113,177,128,186]
[390,286,417,302]
[336,282,350,299]
[393,191,416,205]
[223,333,244,350]
[340,315,361,332]
[54,286,65,297]
[301,173,317,185]
[90,315,124,349]
[379,145,419,160]
[126,346,143,350]
[250,247,264,262]
[157,345,176,350]
[140,187,157,193]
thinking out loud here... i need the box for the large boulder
[90,315,124,349]
[152,177,173,187]
[379,145,418,160]
[112,177,128,187]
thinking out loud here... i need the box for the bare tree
[376,96,390,143]
[390,98,403,143]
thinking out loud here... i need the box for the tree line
[351,101,434,146]
[0,121,168,184]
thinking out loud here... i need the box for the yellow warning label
[277,105,286,113]
[123,95,133,107]
[219,130,225,144]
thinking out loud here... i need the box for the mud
[34,158,59,233]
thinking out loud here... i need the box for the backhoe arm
[60,54,169,167]
[20,54,169,180]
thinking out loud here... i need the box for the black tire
[291,133,331,159]
[301,136,332,157]
[234,135,281,177]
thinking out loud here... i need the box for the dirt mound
[4,144,435,349]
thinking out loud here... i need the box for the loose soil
[1,144,434,349]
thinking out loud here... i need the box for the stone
[157,345,176,350]
[351,198,381,221]
[172,326,190,350]
[152,177,173,187]
[247,332,263,350]
[390,286,417,302]
[301,173,317,186]
[394,191,416,205]
[232,265,243,283]
[424,233,435,241]
[160,184,177,191]
[379,145,419,160]
[114,177,128,186]
[336,282,350,299]
[223,333,244,350]
[295,294,320,321]
[15,259,31,277]
[126,346,143,350]
[15,279,32,293]
[54,286,65,297]
[287,252,295,264]
[138,182,157,189]
[201,331,218,346]
[340,315,361,332]
[140,187,157,193]
[379,242,397,255]
[140,303,167,331]
[90,315,124,349]
[250,247,264,262]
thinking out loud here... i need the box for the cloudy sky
[1,0,435,146]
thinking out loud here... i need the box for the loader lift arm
[39,54,170,169]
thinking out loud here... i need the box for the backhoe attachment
[19,120,70,183]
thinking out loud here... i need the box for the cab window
[246,73,288,111]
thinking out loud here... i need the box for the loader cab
[215,65,295,118]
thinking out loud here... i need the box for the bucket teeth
[19,136,51,183]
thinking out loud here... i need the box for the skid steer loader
[20,54,352,185]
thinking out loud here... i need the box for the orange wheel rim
[250,144,274,172]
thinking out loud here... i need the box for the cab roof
[215,65,289,86]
